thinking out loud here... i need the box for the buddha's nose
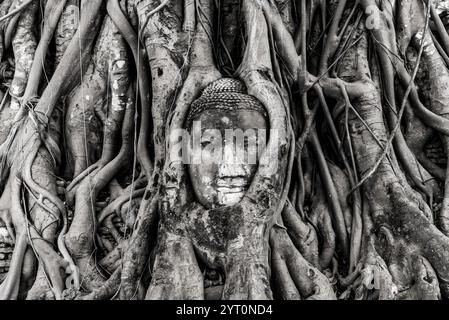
[218,162,247,178]
[218,144,247,178]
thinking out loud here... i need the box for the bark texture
[0,0,449,300]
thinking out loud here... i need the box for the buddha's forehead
[192,108,268,131]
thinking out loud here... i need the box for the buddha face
[188,108,268,209]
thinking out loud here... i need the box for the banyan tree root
[0,0,104,299]
[9,0,38,111]
[316,13,449,298]
[65,92,136,292]
[145,0,222,300]
[402,1,449,236]
[55,0,80,66]
[146,0,332,301]
[118,0,189,299]
[64,22,135,291]
[270,226,336,300]
[65,15,129,190]
[238,0,449,299]
[3,0,449,301]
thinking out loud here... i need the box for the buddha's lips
[216,180,250,194]
[216,177,249,189]
[216,186,247,193]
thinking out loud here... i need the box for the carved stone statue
[147,77,281,300]
[185,78,269,298]
[145,0,335,301]
[186,78,268,209]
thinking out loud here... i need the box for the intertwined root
[270,226,336,300]
[9,0,37,111]
[2,0,449,301]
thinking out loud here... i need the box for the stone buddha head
[185,78,268,209]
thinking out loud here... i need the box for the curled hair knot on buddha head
[185,78,268,128]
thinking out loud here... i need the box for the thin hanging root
[402,2,449,234]
[348,191,362,271]
[439,139,449,235]
[0,0,34,23]
[107,0,153,178]
[54,0,80,66]
[97,188,145,225]
[103,215,121,242]
[0,0,104,182]
[66,94,135,291]
[318,0,347,74]
[282,200,319,268]
[0,174,29,300]
[428,2,449,56]
[20,139,79,291]
[99,240,127,272]
[270,226,336,300]
[277,10,353,259]
[77,266,122,300]
[9,0,38,111]
[21,0,68,102]
[0,233,28,299]
[339,88,362,270]
[275,132,296,235]
[27,232,70,300]
[360,0,431,202]
[97,176,148,225]
[120,190,158,300]
[64,71,106,178]
[0,0,13,28]
[315,84,362,271]
[184,0,196,32]
[431,32,449,67]
[30,0,104,123]
[167,0,221,135]
[138,0,171,40]
[4,14,19,49]
[382,6,449,137]
[272,255,301,299]
[348,13,429,194]
[66,17,129,190]
[309,132,349,259]
[261,0,299,82]
[65,163,100,194]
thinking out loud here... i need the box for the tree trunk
[1,0,449,300]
